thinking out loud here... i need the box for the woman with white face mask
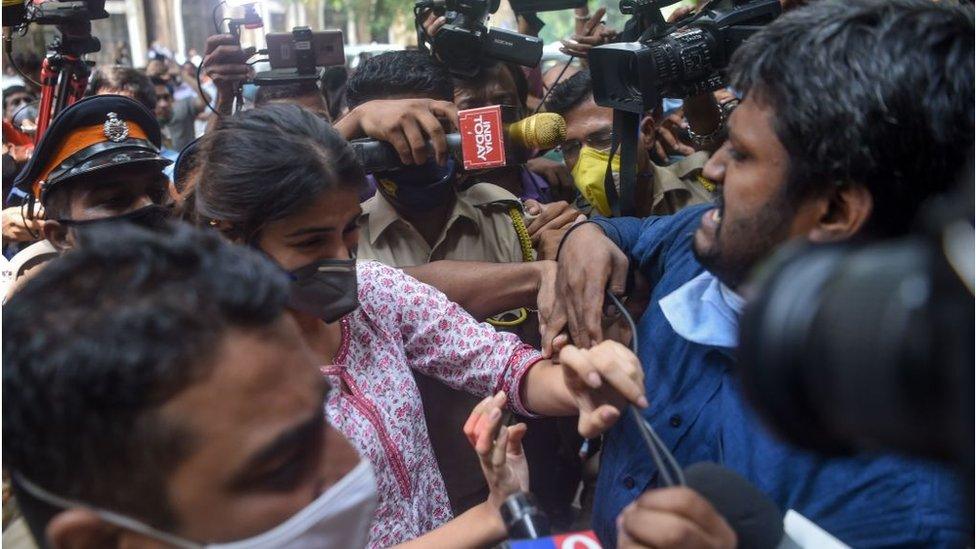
[188,105,647,547]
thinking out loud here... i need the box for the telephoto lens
[738,236,974,466]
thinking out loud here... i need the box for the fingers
[559,345,604,389]
[426,100,459,131]
[463,395,491,446]
[465,391,508,452]
[551,333,570,359]
[425,14,446,37]
[506,423,527,456]
[658,126,695,157]
[563,341,646,407]
[666,5,695,23]
[388,129,415,166]
[579,404,622,438]
[607,247,630,296]
[400,116,429,165]
[417,110,448,165]
[523,198,542,216]
[583,7,607,35]
[620,488,737,549]
[204,34,239,55]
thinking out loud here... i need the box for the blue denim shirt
[589,204,969,548]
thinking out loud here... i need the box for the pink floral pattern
[322,261,542,548]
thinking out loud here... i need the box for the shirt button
[669,415,682,428]
[623,476,636,489]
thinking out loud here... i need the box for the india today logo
[458,105,507,170]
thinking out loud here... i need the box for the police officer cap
[13,94,172,204]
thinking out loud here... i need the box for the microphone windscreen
[507,112,567,150]
[684,462,784,549]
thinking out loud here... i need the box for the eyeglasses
[557,129,614,159]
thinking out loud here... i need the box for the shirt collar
[658,270,745,348]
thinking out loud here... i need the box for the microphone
[501,492,551,540]
[684,462,785,549]
[501,492,605,548]
[349,109,566,174]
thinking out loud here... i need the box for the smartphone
[266,30,344,70]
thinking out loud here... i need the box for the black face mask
[57,204,171,230]
[376,158,456,212]
[287,257,359,323]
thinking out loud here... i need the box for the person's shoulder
[457,182,522,211]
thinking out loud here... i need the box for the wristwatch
[686,98,738,149]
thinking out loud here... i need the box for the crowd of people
[1,0,973,547]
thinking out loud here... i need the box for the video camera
[3,0,107,56]
[590,0,780,113]
[414,0,543,78]
[738,178,975,467]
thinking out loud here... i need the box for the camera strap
[605,109,640,217]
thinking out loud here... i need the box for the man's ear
[639,115,656,150]
[807,183,873,243]
[42,220,72,252]
[46,508,122,549]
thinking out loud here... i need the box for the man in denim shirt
[543,1,974,546]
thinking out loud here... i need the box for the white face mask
[16,459,378,549]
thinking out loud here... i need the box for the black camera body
[5,0,108,56]
[590,0,780,113]
[416,0,543,77]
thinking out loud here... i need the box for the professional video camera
[2,0,108,141]
[589,0,780,113]
[414,0,544,78]
[738,180,975,468]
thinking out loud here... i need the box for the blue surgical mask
[376,158,456,212]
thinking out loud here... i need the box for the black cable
[213,0,226,33]
[5,41,41,89]
[196,61,220,117]
[533,56,573,115]
[606,289,686,487]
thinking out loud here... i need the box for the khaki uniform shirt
[643,151,715,216]
[358,182,529,266]
[357,182,531,515]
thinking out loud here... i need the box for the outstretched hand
[464,391,529,510]
[558,340,647,438]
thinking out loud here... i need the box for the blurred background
[1,0,692,86]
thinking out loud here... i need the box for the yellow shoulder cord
[486,206,533,328]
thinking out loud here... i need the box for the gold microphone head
[507,112,567,150]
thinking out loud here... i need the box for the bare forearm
[520,359,577,416]
[404,261,549,321]
[392,502,505,549]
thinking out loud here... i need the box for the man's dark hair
[86,65,157,111]
[3,85,30,110]
[254,80,321,106]
[544,70,592,116]
[3,222,290,535]
[729,0,974,237]
[453,62,530,109]
[150,76,175,97]
[345,50,454,107]
[193,104,365,241]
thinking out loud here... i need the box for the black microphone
[500,492,551,540]
[684,462,785,549]
[349,112,566,174]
